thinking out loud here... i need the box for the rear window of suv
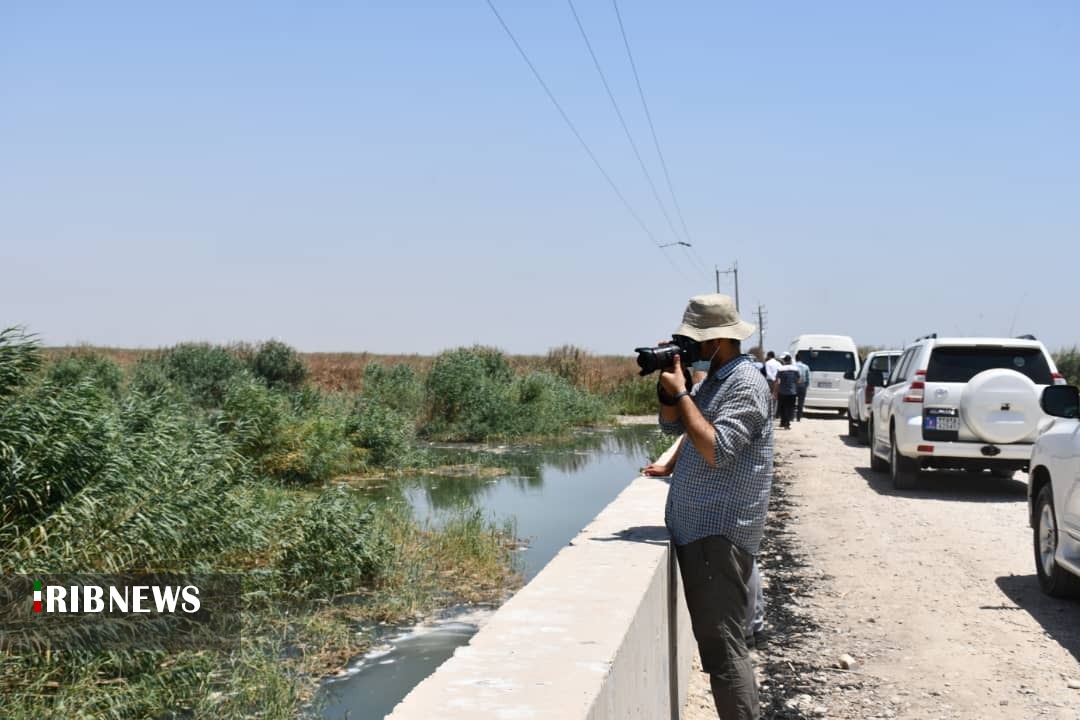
[925,346,1053,384]
[868,354,897,372]
[798,350,856,374]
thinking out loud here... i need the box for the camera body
[634,335,702,376]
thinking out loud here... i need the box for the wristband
[672,390,690,403]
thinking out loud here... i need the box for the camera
[634,335,702,376]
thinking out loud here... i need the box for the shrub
[509,371,606,437]
[129,357,180,398]
[248,339,307,390]
[221,375,357,483]
[288,411,358,483]
[0,327,42,397]
[0,376,116,536]
[607,376,656,415]
[1,382,251,573]
[361,362,423,415]
[1054,347,1080,386]
[158,343,246,408]
[280,485,390,598]
[545,345,588,386]
[422,347,515,441]
[219,372,290,466]
[47,350,123,396]
[348,399,416,468]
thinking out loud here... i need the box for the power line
[611,0,698,254]
[566,0,707,285]
[689,245,711,276]
[565,1,682,249]
[483,0,689,281]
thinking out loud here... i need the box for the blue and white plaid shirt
[660,354,774,555]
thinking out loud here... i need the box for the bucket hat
[673,294,756,342]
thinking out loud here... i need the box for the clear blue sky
[2,1,1078,355]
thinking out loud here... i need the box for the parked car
[789,334,861,416]
[1028,384,1080,597]
[847,350,902,442]
[869,334,1065,489]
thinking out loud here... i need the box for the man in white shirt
[764,351,782,416]
[763,351,782,384]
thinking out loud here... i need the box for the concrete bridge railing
[387,461,694,719]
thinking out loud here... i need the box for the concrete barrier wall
[386,472,694,720]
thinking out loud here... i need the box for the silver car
[847,350,901,443]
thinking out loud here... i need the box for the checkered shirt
[660,354,774,555]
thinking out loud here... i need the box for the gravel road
[683,414,1080,719]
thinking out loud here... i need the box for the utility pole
[757,304,767,356]
[715,262,740,311]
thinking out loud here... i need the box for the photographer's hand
[659,354,688,397]
[658,354,688,423]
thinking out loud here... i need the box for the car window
[926,346,1053,384]
[890,348,914,384]
[800,350,856,374]
[869,354,896,372]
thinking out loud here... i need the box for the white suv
[847,350,902,443]
[1028,384,1080,597]
[869,335,1065,489]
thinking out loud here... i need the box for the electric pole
[757,304,767,356]
[715,262,740,311]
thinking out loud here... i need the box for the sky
[2,1,1078,356]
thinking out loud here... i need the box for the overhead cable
[484,0,690,280]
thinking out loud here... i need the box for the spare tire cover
[959,369,1040,444]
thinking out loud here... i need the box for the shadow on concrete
[590,525,671,546]
[853,466,1027,503]
[995,574,1080,665]
[837,434,864,449]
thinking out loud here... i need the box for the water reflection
[323,424,662,719]
[374,426,660,513]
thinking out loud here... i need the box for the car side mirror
[843,370,855,380]
[1041,385,1080,419]
[867,370,886,388]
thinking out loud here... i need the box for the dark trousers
[796,386,807,420]
[778,393,796,428]
[676,535,759,720]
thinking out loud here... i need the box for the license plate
[817,381,833,389]
[925,416,959,431]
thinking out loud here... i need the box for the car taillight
[865,384,875,403]
[903,370,926,403]
[1053,373,1067,386]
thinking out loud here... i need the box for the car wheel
[1033,484,1080,598]
[890,428,918,490]
[848,417,859,438]
[837,408,848,418]
[869,421,888,472]
[857,419,870,445]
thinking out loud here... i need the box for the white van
[788,334,861,416]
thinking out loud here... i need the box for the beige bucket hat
[673,294,756,342]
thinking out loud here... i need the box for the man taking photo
[656,293,775,720]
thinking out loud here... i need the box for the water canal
[317,424,661,719]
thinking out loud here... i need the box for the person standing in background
[763,351,781,417]
[775,353,800,430]
[794,354,812,422]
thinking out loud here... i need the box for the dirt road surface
[683,415,1080,719]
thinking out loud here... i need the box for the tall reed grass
[2,329,520,718]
